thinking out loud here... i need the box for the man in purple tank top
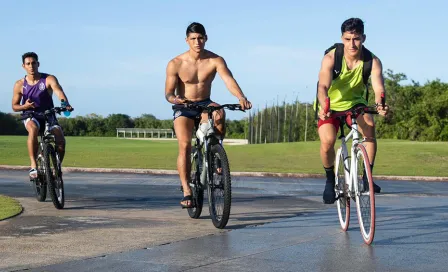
[11,52,73,180]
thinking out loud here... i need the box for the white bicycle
[324,95,384,245]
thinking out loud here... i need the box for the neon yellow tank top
[327,54,367,111]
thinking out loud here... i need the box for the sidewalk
[1,165,447,181]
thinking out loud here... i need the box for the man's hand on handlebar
[173,95,189,105]
[318,109,331,121]
[238,97,252,111]
[23,99,35,110]
[375,104,389,117]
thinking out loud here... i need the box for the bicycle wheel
[354,144,375,244]
[335,147,350,231]
[207,143,231,229]
[33,144,47,202]
[44,144,65,209]
[187,146,204,218]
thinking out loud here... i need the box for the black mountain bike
[20,107,72,209]
[173,103,244,229]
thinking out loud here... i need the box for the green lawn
[0,136,447,177]
[0,195,22,221]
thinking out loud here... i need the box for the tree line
[0,112,247,139]
[1,70,446,141]
[246,69,447,143]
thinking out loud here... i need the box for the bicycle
[172,103,245,229]
[20,107,73,210]
[323,94,385,245]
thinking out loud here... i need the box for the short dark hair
[186,22,206,37]
[341,18,364,35]
[22,52,39,64]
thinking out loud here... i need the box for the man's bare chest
[178,64,216,84]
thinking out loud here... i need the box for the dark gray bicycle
[20,107,73,209]
[173,103,244,229]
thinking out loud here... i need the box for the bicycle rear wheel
[187,146,204,218]
[44,144,65,209]
[207,143,231,229]
[354,144,375,244]
[33,144,47,202]
[335,147,350,231]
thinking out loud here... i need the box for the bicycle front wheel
[335,147,350,231]
[44,144,65,209]
[33,145,47,202]
[207,144,231,229]
[187,146,204,219]
[354,144,375,244]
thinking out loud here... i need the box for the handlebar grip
[323,97,330,114]
[172,104,187,110]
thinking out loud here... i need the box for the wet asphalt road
[1,170,447,272]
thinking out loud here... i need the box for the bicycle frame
[195,110,223,187]
[174,103,242,188]
[337,114,364,198]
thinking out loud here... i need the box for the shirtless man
[165,22,252,208]
[12,52,73,181]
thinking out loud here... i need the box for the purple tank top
[21,73,54,113]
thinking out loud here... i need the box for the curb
[0,165,447,182]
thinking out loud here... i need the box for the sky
[0,0,446,120]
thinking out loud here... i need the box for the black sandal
[180,195,193,209]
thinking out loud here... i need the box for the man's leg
[200,102,226,138]
[25,120,39,179]
[52,127,66,163]
[201,103,225,174]
[318,123,338,204]
[173,116,195,207]
[357,113,381,193]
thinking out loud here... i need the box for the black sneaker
[362,175,382,194]
[373,182,381,193]
[323,181,336,204]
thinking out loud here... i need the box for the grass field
[0,195,22,221]
[0,136,447,176]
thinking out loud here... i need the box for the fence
[116,128,175,139]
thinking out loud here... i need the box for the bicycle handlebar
[172,103,245,112]
[322,92,386,118]
[19,107,74,121]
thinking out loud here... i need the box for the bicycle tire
[335,147,350,231]
[354,144,376,245]
[33,145,47,202]
[187,146,204,218]
[44,144,65,209]
[207,143,231,229]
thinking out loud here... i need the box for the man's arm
[12,80,33,112]
[317,52,334,118]
[215,57,246,100]
[47,75,69,103]
[370,57,389,116]
[164,60,184,104]
[317,53,334,108]
[216,57,251,110]
[370,57,386,105]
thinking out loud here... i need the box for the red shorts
[317,103,366,133]
[318,112,364,133]
[318,117,343,133]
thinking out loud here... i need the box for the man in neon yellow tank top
[317,18,389,204]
